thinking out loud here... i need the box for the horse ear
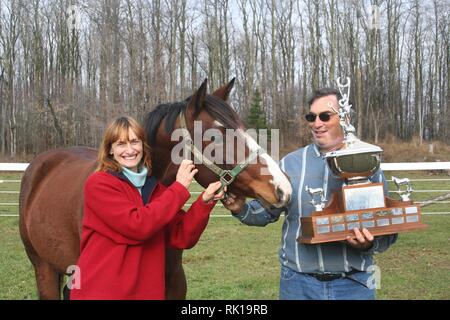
[212,77,235,101]
[187,79,208,116]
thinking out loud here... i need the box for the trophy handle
[392,176,413,202]
[336,77,357,143]
[336,77,351,106]
[305,186,326,212]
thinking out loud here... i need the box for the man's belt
[306,269,361,282]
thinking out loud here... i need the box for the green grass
[183,213,450,300]
[0,217,37,299]
[373,211,450,299]
[0,172,449,299]
[1,213,448,300]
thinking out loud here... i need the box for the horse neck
[151,143,179,186]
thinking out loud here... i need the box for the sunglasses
[305,112,335,123]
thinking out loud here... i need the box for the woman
[70,116,224,300]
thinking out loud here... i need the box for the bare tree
[0,0,21,157]
[413,0,425,144]
[0,0,448,157]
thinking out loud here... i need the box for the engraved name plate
[332,224,345,232]
[343,184,386,211]
[391,217,405,225]
[362,213,374,220]
[405,207,418,215]
[406,215,419,223]
[391,208,403,216]
[331,215,344,224]
[377,219,390,227]
[361,220,375,228]
[316,217,330,225]
[317,226,331,234]
[346,214,359,222]
[347,222,360,230]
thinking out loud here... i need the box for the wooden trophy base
[298,185,427,244]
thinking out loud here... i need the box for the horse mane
[144,95,244,145]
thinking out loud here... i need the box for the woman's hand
[176,160,198,189]
[202,182,226,203]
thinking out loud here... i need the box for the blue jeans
[279,265,375,300]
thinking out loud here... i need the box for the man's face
[308,95,344,153]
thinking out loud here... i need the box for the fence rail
[1,162,450,217]
[2,162,450,172]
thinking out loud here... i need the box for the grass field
[0,172,449,300]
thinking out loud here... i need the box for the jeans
[279,265,375,300]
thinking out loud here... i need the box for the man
[222,88,397,300]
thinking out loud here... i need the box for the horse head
[145,79,292,209]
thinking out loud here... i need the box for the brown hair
[308,87,342,107]
[96,116,152,173]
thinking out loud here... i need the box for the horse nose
[277,185,291,204]
[276,186,283,199]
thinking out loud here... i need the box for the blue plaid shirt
[233,143,398,274]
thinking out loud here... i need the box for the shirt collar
[313,144,321,158]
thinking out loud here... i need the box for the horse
[19,79,292,300]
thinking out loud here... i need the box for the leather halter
[179,112,264,189]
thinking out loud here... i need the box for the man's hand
[346,228,374,250]
[221,193,246,215]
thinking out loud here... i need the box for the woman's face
[110,128,143,172]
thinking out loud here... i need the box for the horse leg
[165,249,187,300]
[33,261,61,300]
[20,218,61,300]
[62,279,71,300]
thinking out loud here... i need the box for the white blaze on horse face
[213,120,224,128]
[241,130,293,205]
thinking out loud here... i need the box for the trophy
[298,77,427,244]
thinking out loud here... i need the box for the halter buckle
[220,171,235,186]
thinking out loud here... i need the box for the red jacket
[70,171,215,300]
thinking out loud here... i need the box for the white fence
[1,162,450,217]
[3,161,450,172]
